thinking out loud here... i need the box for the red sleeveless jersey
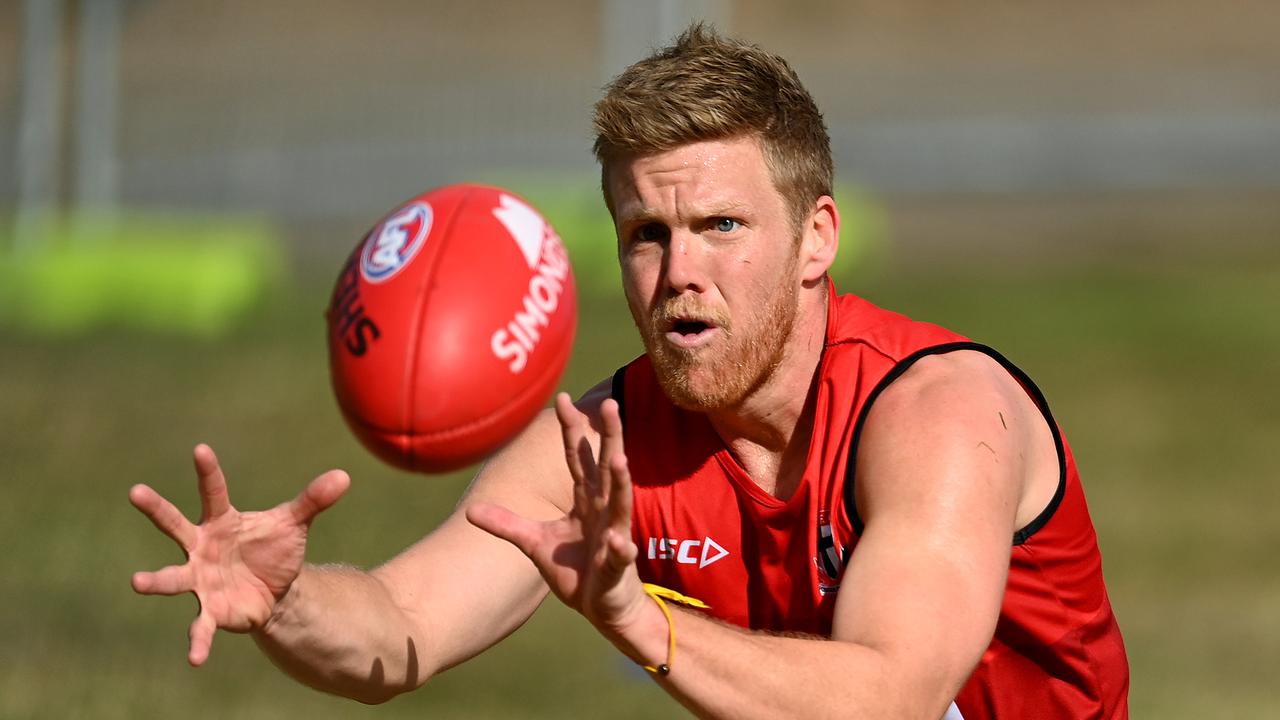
[615,284,1128,719]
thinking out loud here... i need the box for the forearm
[253,564,431,704]
[618,604,942,720]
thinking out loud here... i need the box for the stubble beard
[636,271,800,413]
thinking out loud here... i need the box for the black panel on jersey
[842,342,1068,552]
[611,366,628,427]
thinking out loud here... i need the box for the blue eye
[713,218,740,233]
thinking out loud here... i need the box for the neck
[705,284,828,499]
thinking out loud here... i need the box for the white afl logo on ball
[490,194,571,374]
[361,202,433,283]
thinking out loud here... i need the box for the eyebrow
[701,201,751,217]
[615,201,751,227]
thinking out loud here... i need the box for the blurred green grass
[1,240,1277,718]
[0,213,284,338]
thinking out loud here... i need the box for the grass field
[1,232,1277,718]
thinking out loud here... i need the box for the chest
[627,420,854,635]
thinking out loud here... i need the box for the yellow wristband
[640,583,710,676]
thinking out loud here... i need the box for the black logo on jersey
[814,511,844,596]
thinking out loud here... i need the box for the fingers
[595,398,626,512]
[555,392,593,480]
[596,451,635,581]
[132,564,193,596]
[555,393,595,511]
[188,610,217,667]
[288,470,351,526]
[604,528,639,573]
[465,502,544,558]
[597,398,625,473]
[129,483,197,552]
[605,451,633,531]
[193,444,232,521]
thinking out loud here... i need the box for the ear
[799,195,839,283]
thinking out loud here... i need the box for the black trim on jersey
[842,342,1068,550]
[611,366,628,426]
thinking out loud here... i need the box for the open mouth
[672,319,710,337]
[663,316,719,348]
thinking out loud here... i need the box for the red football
[327,184,577,473]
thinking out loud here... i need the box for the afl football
[327,184,577,473]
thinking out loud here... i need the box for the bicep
[832,352,1039,714]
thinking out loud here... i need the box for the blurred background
[2,0,1278,717]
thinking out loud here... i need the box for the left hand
[467,392,649,637]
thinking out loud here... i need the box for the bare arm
[133,391,584,704]
[474,352,1058,719]
[250,506,553,704]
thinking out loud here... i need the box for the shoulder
[830,350,1046,710]
[855,349,1056,535]
[872,349,1030,413]
[461,378,612,519]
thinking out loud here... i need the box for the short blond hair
[593,23,833,230]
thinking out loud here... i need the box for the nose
[662,231,706,295]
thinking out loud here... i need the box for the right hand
[467,395,650,640]
[130,444,350,666]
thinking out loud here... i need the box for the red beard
[636,274,799,412]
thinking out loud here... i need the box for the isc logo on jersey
[489,194,571,373]
[647,536,729,568]
[360,202,433,283]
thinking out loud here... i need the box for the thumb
[188,609,217,667]
[288,470,351,526]
[466,502,543,557]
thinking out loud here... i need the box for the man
[131,26,1128,718]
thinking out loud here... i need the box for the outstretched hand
[467,393,649,636]
[130,444,350,666]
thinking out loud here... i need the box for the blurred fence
[2,0,1279,228]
